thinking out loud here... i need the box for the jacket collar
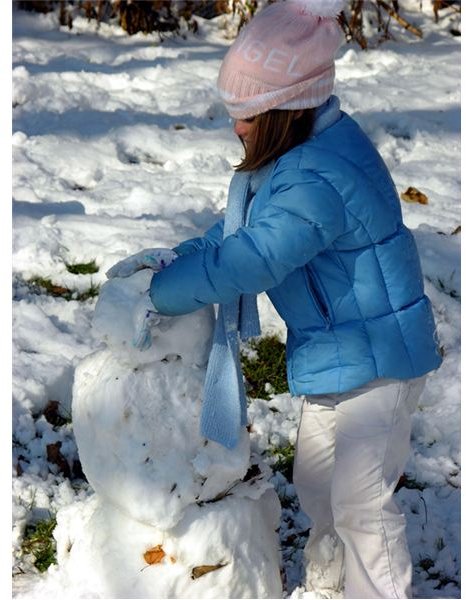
[312,95,341,137]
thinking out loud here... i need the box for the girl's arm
[151,168,345,316]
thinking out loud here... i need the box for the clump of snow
[92,269,215,367]
[249,393,303,453]
[73,349,251,529]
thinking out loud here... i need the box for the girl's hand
[106,248,177,279]
[131,291,161,351]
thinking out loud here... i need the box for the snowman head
[92,269,215,368]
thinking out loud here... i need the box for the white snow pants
[293,376,426,599]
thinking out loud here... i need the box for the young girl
[107,1,442,597]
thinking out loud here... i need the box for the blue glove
[106,248,177,279]
[132,291,161,351]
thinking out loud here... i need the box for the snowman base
[52,488,283,599]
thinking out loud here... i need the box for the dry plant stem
[350,0,368,49]
[377,0,423,37]
[433,0,461,22]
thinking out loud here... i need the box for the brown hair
[235,108,316,172]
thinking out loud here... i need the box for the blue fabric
[151,95,442,444]
[312,95,341,136]
[199,164,274,449]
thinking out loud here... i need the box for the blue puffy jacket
[150,109,442,396]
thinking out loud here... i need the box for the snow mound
[47,489,282,599]
[72,350,254,529]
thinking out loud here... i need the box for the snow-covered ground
[11,2,460,598]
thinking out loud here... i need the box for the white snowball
[92,269,215,368]
[72,349,251,530]
[12,131,28,146]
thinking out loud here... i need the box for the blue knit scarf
[200,162,273,449]
[200,95,341,449]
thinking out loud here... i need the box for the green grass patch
[21,517,57,573]
[268,443,295,481]
[241,335,288,399]
[65,260,99,275]
[75,281,100,301]
[28,277,99,301]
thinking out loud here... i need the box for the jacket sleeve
[172,219,225,256]
[151,168,345,316]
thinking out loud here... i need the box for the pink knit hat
[217,0,344,119]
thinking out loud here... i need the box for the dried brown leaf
[191,563,227,579]
[400,186,428,205]
[46,442,71,478]
[143,544,165,565]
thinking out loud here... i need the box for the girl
[107,1,442,597]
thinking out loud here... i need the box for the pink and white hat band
[219,66,336,120]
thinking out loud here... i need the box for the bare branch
[377,0,423,38]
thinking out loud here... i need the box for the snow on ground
[11,2,460,598]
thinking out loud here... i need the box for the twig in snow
[377,0,424,37]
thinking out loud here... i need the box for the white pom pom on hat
[217,0,345,119]
[291,0,346,18]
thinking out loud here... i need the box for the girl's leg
[293,398,345,595]
[331,377,426,599]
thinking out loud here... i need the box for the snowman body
[58,270,283,598]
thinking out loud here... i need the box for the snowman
[51,251,283,599]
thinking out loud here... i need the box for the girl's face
[234,117,256,145]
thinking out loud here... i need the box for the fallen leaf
[46,442,71,478]
[51,284,71,295]
[144,545,165,565]
[191,563,227,579]
[400,186,428,204]
[43,400,68,426]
